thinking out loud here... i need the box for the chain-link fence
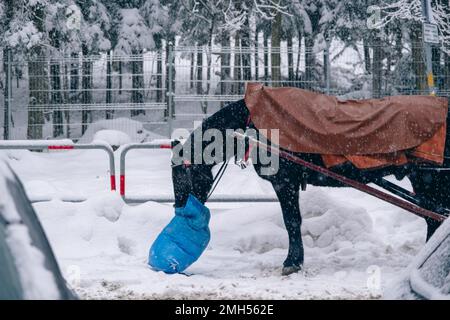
[1,42,449,140]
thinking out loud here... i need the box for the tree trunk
[287,29,294,82]
[15,65,22,88]
[190,52,195,90]
[27,47,47,140]
[271,12,282,87]
[363,37,371,74]
[197,46,207,114]
[48,27,63,138]
[295,30,302,83]
[50,61,63,137]
[263,29,269,84]
[3,48,12,139]
[131,51,145,116]
[220,34,230,107]
[372,34,383,98]
[154,34,163,102]
[165,37,176,118]
[442,2,450,94]
[196,47,203,96]
[106,50,113,119]
[206,20,215,96]
[445,53,450,93]
[304,35,315,90]
[220,34,231,91]
[81,46,92,135]
[234,34,242,94]
[394,24,403,67]
[323,41,330,92]
[69,52,79,138]
[254,30,259,81]
[241,17,251,82]
[385,45,391,94]
[27,3,47,139]
[118,60,123,95]
[411,22,427,94]
[3,0,13,139]
[63,61,70,138]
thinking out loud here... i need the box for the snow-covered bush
[77,117,164,145]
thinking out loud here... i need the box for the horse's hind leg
[424,217,442,241]
[409,170,448,241]
[271,180,304,276]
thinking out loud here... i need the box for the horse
[171,99,450,276]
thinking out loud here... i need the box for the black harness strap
[206,158,230,201]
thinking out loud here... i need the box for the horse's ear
[172,139,181,148]
[172,139,183,158]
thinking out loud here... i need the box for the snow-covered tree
[368,0,449,94]
[115,8,153,55]
[376,0,450,54]
[1,0,51,139]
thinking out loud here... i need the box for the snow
[385,215,450,299]
[0,161,20,222]
[93,130,132,147]
[5,225,61,299]
[78,118,165,144]
[115,8,154,54]
[409,269,448,299]
[1,147,429,299]
[0,139,73,147]
[0,160,61,299]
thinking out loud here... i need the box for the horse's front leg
[271,180,304,276]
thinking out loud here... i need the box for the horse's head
[171,139,214,208]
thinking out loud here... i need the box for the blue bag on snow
[148,195,211,274]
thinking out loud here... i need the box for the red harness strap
[244,144,252,162]
[244,116,252,162]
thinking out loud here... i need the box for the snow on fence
[119,141,279,204]
[0,140,116,202]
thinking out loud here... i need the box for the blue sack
[148,195,211,274]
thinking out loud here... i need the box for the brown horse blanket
[245,83,448,169]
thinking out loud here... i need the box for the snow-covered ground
[0,147,427,299]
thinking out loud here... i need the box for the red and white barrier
[0,140,116,192]
[119,141,279,204]
[119,141,172,197]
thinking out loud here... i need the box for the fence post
[167,42,174,138]
[421,0,436,96]
[3,49,12,140]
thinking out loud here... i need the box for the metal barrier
[119,141,278,204]
[119,141,172,202]
[0,140,116,195]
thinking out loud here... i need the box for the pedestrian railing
[1,139,279,204]
[0,140,116,202]
[119,141,278,204]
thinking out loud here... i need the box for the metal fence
[0,139,116,203]
[118,141,279,203]
[1,41,449,141]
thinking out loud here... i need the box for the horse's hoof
[281,265,302,276]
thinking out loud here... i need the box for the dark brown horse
[171,99,450,275]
